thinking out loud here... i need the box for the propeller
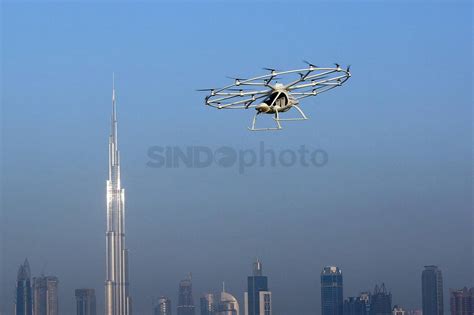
[346,65,351,72]
[303,60,318,69]
[226,76,247,81]
[197,88,216,96]
[226,76,247,86]
[263,67,278,74]
[334,63,340,68]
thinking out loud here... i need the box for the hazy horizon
[1,1,472,315]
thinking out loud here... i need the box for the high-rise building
[244,259,272,315]
[422,266,444,315]
[15,259,33,315]
[200,293,216,315]
[32,275,59,315]
[344,293,369,315]
[369,284,391,315]
[154,297,172,315]
[218,288,239,315]
[75,289,97,315]
[177,274,195,315]
[359,292,370,315]
[321,266,343,315]
[105,75,132,315]
[450,287,474,315]
[392,306,406,315]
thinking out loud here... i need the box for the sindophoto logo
[147,142,328,173]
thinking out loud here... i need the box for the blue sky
[1,1,472,314]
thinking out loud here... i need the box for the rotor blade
[303,60,317,68]
[196,88,215,91]
[226,76,247,81]
[262,67,278,73]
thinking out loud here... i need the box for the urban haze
[1,1,472,315]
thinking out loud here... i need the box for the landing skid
[248,111,282,131]
[248,105,309,131]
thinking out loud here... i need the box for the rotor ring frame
[203,66,351,110]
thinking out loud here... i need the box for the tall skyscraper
[105,76,132,315]
[200,293,216,315]
[392,306,406,315]
[177,274,195,315]
[422,266,444,315]
[321,266,343,315]
[75,289,97,315]
[450,287,473,315]
[244,259,272,315]
[369,284,392,315]
[15,259,32,315]
[154,296,172,315]
[32,275,59,315]
[218,286,239,315]
[344,293,369,315]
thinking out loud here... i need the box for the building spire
[112,72,115,102]
[109,72,119,171]
[111,73,118,147]
[253,258,263,276]
[17,258,31,280]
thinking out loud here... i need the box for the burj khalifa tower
[105,77,132,315]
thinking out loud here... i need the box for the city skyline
[1,1,472,315]
[11,259,472,315]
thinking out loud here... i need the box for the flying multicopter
[199,61,351,131]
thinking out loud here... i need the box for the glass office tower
[154,296,172,315]
[422,266,444,315]
[177,275,195,315]
[245,259,271,315]
[75,289,97,315]
[321,266,343,315]
[15,259,33,315]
